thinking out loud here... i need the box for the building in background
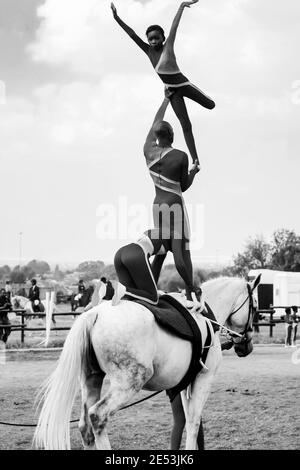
[248,269,300,317]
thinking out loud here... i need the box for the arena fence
[0,310,81,344]
[1,306,299,344]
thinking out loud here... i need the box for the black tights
[114,244,158,304]
[170,394,204,450]
[170,84,215,163]
[151,238,194,301]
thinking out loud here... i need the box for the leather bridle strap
[227,283,254,338]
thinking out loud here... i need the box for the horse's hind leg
[79,373,104,450]
[89,365,153,450]
[89,384,138,450]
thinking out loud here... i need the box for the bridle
[225,283,256,345]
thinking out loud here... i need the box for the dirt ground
[0,345,299,450]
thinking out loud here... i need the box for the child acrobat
[111,0,215,165]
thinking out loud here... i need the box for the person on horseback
[98,94,203,311]
[0,289,11,311]
[100,277,114,300]
[77,280,86,295]
[111,229,204,312]
[84,277,115,312]
[29,279,41,313]
[111,0,215,166]
[5,280,12,301]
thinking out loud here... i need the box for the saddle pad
[132,294,209,402]
[133,293,219,338]
[133,294,200,342]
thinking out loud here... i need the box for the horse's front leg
[182,340,222,450]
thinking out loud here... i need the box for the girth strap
[160,295,203,402]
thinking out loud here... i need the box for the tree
[194,268,210,284]
[270,229,300,272]
[10,265,36,283]
[158,268,184,292]
[101,264,117,280]
[10,267,26,283]
[0,265,11,281]
[77,261,106,281]
[231,235,271,277]
[27,260,50,276]
[53,264,64,281]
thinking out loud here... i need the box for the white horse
[11,295,57,324]
[34,275,261,450]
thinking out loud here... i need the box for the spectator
[78,279,86,294]
[291,306,299,347]
[0,289,12,343]
[5,280,12,301]
[28,279,41,313]
[283,307,293,347]
[253,309,260,333]
[0,288,11,311]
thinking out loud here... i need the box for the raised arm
[111,3,149,54]
[167,1,199,47]
[143,97,170,155]
[180,154,200,192]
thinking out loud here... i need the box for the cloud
[27,0,300,103]
[28,0,168,75]
[1,0,300,263]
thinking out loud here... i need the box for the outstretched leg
[170,84,215,164]
[182,83,215,110]
[170,91,199,164]
[79,373,104,450]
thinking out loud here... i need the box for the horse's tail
[33,309,99,450]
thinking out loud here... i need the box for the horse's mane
[201,276,247,298]
[202,276,245,287]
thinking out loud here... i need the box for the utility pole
[19,232,23,267]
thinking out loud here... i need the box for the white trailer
[248,269,300,316]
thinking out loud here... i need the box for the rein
[0,391,164,428]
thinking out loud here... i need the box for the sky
[0,0,299,268]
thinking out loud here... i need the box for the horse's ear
[251,274,261,292]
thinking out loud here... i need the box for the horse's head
[11,296,20,309]
[225,274,261,357]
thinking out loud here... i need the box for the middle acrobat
[111,0,215,166]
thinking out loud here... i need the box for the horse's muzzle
[233,332,253,357]
[234,341,253,357]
